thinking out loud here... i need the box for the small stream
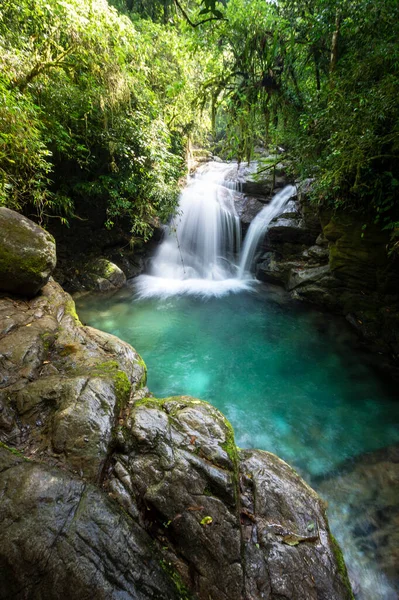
[76,163,399,599]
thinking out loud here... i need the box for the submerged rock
[0,207,56,296]
[315,445,399,598]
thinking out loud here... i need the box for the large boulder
[107,396,354,600]
[0,207,56,296]
[0,446,181,600]
[0,280,146,481]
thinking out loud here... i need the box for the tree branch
[173,0,225,27]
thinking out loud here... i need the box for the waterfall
[238,185,296,279]
[135,162,295,298]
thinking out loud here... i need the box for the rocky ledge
[245,181,399,376]
[0,208,353,599]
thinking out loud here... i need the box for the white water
[238,185,296,278]
[135,162,295,298]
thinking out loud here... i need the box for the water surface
[76,282,399,599]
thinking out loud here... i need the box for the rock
[0,445,181,600]
[316,233,329,247]
[315,445,399,597]
[0,207,56,297]
[302,245,330,263]
[235,195,267,224]
[288,264,331,291]
[267,215,318,246]
[107,396,353,600]
[0,279,146,481]
[321,212,398,293]
[257,252,303,286]
[240,449,353,600]
[111,396,243,600]
[83,257,126,292]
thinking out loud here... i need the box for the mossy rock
[0,207,56,297]
[83,258,126,292]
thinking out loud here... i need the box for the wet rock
[0,446,181,600]
[82,257,126,292]
[110,396,243,600]
[235,195,266,224]
[267,215,317,246]
[288,264,331,291]
[302,245,330,263]
[107,396,353,600]
[240,449,354,600]
[256,252,302,286]
[0,207,56,297]
[0,279,146,481]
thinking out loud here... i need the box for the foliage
[0,0,202,237]
[1,0,398,243]
[187,0,399,234]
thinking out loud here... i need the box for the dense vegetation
[1,0,398,243]
[0,0,205,239]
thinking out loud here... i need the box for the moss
[90,360,131,410]
[220,417,239,466]
[40,331,55,352]
[0,214,55,282]
[159,559,192,600]
[0,441,27,459]
[113,370,131,406]
[136,356,148,388]
[64,298,81,324]
[330,534,355,599]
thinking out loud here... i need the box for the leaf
[282,533,318,546]
[200,515,213,526]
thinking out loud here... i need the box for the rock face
[0,447,181,600]
[107,396,353,600]
[245,181,399,369]
[0,210,353,599]
[0,279,146,481]
[0,207,56,296]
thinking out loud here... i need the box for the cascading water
[135,161,294,298]
[238,185,296,278]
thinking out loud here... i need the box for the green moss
[90,360,132,409]
[159,559,192,600]
[64,298,81,324]
[220,417,239,466]
[114,370,131,406]
[0,216,55,282]
[0,441,27,459]
[137,356,147,388]
[40,331,54,352]
[330,534,355,599]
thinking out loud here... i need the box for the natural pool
[77,281,399,599]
